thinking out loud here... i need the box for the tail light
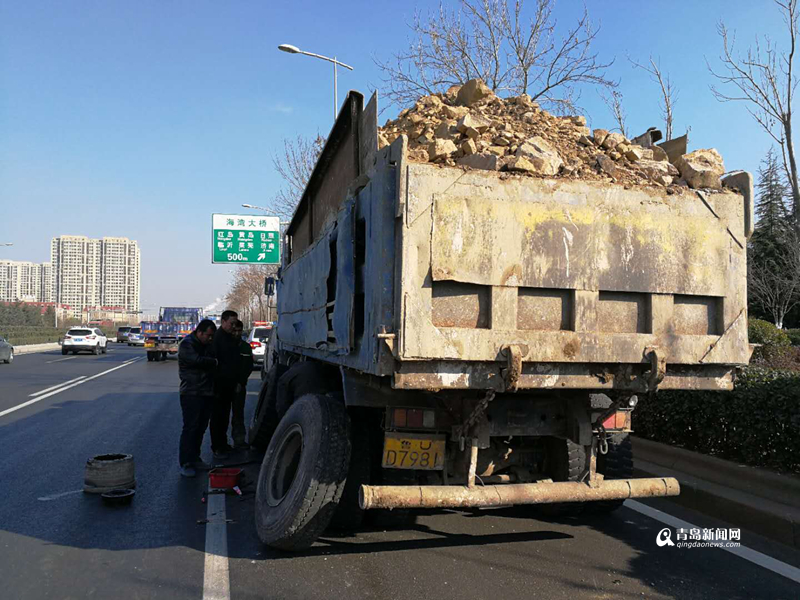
[64,335,71,339]
[392,408,436,429]
[602,410,632,431]
[86,335,96,340]
[250,341,262,348]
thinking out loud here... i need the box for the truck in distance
[142,307,202,362]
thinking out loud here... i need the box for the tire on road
[62,348,68,356]
[588,433,633,514]
[248,364,288,449]
[328,411,371,531]
[92,346,98,355]
[3,349,12,364]
[539,437,585,517]
[255,393,351,551]
[83,453,136,493]
[147,351,155,362]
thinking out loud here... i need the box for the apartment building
[0,260,53,303]
[51,236,140,318]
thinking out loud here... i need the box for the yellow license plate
[382,433,445,470]
[144,342,155,348]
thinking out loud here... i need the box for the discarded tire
[84,453,136,494]
[255,394,350,551]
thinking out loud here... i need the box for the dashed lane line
[203,482,231,600]
[0,357,143,419]
[29,376,86,397]
[45,356,78,364]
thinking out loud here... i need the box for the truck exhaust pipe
[359,477,680,510]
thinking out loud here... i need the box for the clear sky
[0,0,789,312]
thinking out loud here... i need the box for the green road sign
[212,214,280,264]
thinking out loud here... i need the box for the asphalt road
[1,345,799,599]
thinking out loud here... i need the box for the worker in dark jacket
[210,309,240,459]
[230,319,254,449]
[177,319,218,478]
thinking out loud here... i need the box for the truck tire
[83,453,136,493]
[540,437,585,517]
[249,364,288,449]
[328,412,371,531]
[147,351,155,362]
[589,433,633,514]
[255,393,351,551]
[275,360,340,418]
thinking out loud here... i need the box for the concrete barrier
[13,343,61,355]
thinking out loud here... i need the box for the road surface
[1,345,798,599]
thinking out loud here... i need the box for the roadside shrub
[0,326,63,346]
[748,318,791,347]
[786,329,800,347]
[634,368,800,474]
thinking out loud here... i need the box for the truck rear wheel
[147,351,155,362]
[539,437,585,517]
[249,364,288,449]
[328,412,371,531]
[588,433,633,514]
[255,393,350,551]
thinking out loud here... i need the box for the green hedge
[787,329,800,347]
[0,326,63,346]
[633,368,800,474]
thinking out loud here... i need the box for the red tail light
[64,335,71,340]
[250,341,262,348]
[86,335,96,340]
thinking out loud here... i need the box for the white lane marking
[0,357,143,419]
[29,376,87,397]
[627,500,800,584]
[203,482,231,600]
[46,356,78,364]
[37,489,84,501]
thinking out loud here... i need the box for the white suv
[247,326,272,367]
[62,327,108,355]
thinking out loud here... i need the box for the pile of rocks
[379,79,726,191]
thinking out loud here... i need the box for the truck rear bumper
[359,477,680,510]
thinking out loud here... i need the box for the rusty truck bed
[277,92,752,394]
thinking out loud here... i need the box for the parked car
[127,327,144,346]
[247,326,272,368]
[116,326,132,343]
[0,336,13,364]
[62,327,108,355]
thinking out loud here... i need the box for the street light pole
[277,44,354,121]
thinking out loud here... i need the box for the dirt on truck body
[249,88,753,551]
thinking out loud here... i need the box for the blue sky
[0,0,788,311]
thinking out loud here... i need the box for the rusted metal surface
[359,477,681,509]
[398,162,749,376]
[392,360,736,391]
[431,281,490,328]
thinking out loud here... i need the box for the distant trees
[224,265,277,328]
[748,148,800,329]
[375,0,615,114]
[0,302,54,327]
[710,0,800,226]
[268,134,326,221]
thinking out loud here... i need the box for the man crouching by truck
[177,319,218,478]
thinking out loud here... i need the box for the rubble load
[378,78,727,191]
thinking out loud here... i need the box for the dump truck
[142,307,202,362]
[248,91,753,551]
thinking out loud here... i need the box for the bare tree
[709,0,800,223]
[629,56,678,140]
[375,0,615,114]
[267,135,325,221]
[599,89,627,137]
[748,228,800,328]
[225,264,279,327]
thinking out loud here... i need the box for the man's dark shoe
[193,460,214,471]
[180,464,197,478]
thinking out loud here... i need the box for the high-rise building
[51,236,140,318]
[0,260,52,303]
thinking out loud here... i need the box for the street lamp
[277,43,354,121]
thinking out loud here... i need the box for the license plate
[74,338,83,342]
[145,342,155,348]
[382,433,445,470]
